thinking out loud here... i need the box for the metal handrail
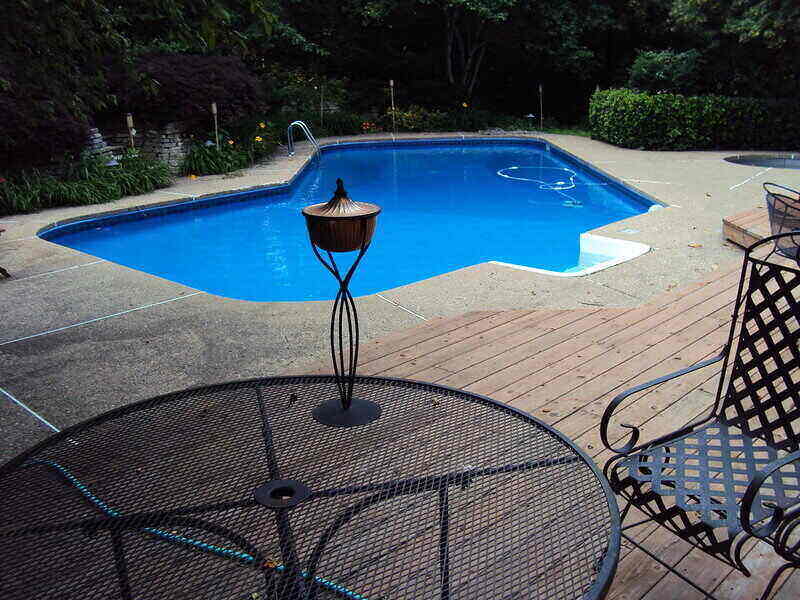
[287,120,320,161]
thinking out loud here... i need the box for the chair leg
[760,562,796,600]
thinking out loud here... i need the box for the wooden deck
[723,207,770,248]
[303,263,798,599]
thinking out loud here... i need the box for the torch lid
[302,179,381,221]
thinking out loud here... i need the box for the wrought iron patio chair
[764,183,800,259]
[601,231,800,599]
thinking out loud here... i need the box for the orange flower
[227,139,235,145]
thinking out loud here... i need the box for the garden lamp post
[302,179,381,427]
[126,113,136,149]
[211,102,219,150]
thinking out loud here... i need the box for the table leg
[256,388,308,596]
[111,530,133,600]
[273,509,307,598]
[255,388,284,480]
[438,486,451,600]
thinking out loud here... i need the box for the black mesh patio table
[1,375,620,600]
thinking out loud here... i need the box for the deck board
[723,207,771,248]
[307,259,798,599]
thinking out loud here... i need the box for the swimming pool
[40,139,656,301]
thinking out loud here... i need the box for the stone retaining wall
[103,122,190,173]
[85,128,111,157]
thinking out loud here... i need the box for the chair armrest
[740,450,800,555]
[600,351,726,455]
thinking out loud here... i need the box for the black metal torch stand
[302,179,382,428]
[308,229,381,427]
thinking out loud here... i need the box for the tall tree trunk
[466,43,486,98]
[443,7,489,100]
[445,7,455,84]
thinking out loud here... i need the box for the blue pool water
[41,139,654,301]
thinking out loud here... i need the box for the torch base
[312,397,382,428]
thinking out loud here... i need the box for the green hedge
[589,89,800,151]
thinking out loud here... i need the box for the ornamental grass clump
[0,150,172,216]
[182,142,250,176]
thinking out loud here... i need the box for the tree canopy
[1,0,797,169]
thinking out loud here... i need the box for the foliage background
[0,0,798,174]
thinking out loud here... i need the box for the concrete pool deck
[2,132,800,458]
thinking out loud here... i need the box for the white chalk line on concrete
[730,168,772,190]
[0,291,204,347]
[159,191,197,198]
[0,386,60,432]
[668,157,732,162]
[623,179,676,185]
[376,293,427,321]
[10,260,105,282]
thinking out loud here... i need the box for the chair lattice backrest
[718,236,800,453]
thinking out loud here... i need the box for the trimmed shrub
[589,89,800,151]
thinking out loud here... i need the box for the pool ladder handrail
[287,120,320,162]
